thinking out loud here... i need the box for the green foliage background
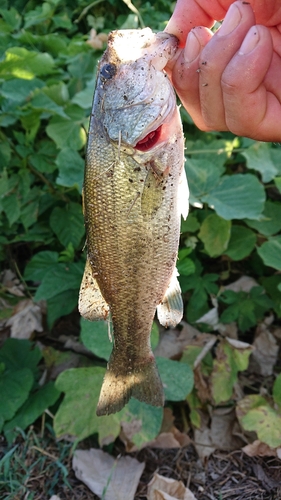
[1,0,281,449]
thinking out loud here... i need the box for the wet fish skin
[80,28,189,416]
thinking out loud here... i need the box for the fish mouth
[134,126,162,151]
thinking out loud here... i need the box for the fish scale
[79,28,189,416]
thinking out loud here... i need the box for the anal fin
[157,267,183,328]
[79,258,109,321]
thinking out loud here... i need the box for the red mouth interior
[135,126,162,151]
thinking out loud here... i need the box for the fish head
[96,28,180,153]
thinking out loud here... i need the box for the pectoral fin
[157,267,183,328]
[79,258,109,321]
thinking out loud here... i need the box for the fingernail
[184,31,200,63]
[239,26,260,54]
[218,4,241,37]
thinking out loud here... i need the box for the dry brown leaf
[194,408,244,460]
[120,408,190,452]
[249,325,279,376]
[6,298,43,339]
[224,275,259,293]
[87,29,108,49]
[73,448,145,500]
[243,440,281,459]
[1,269,25,296]
[154,322,201,359]
[147,473,197,500]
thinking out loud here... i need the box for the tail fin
[96,353,164,416]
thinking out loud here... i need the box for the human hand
[166,0,281,141]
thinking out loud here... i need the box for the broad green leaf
[54,367,121,445]
[23,3,53,29]
[56,148,84,193]
[177,257,195,276]
[257,236,281,271]
[261,276,281,317]
[49,202,84,248]
[72,80,95,109]
[80,318,112,362]
[0,368,34,429]
[30,92,68,118]
[242,142,278,183]
[225,225,257,260]
[24,250,59,281]
[1,78,44,103]
[34,261,83,301]
[181,213,200,233]
[273,374,281,407]
[120,398,163,448]
[198,213,231,257]
[274,176,281,194]
[0,339,42,374]
[185,158,224,201]
[211,339,252,404]
[237,395,281,448]
[46,116,86,150]
[3,382,60,444]
[246,201,281,237]
[47,289,79,328]
[2,193,20,226]
[0,47,54,79]
[156,357,193,401]
[202,174,265,220]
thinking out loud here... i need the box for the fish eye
[100,63,117,80]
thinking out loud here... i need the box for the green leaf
[72,80,95,109]
[1,78,44,103]
[245,201,281,237]
[2,193,20,226]
[24,250,59,281]
[54,367,121,445]
[257,236,281,271]
[0,368,34,429]
[34,262,83,301]
[180,213,200,233]
[49,202,84,248]
[211,339,252,404]
[156,357,193,401]
[202,174,265,220]
[237,395,281,448]
[242,142,278,183]
[30,92,68,118]
[185,157,223,201]
[198,213,231,257]
[80,318,112,362]
[225,225,257,260]
[120,398,163,448]
[261,276,281,317]
[46,116,86,150]
[0,47,54,79]
[55,148,84,193]
[47,289,79,328]
[3,382,60,444]
[0,339,42,374]
[273,374,281,407]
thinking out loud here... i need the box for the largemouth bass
[79,28,189,416]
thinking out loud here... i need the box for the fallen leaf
[6,299,43,339]
[87,29,108,49]
[243,439,281,458]
[224,275,259,293]
[154,322,201,359]
[49,496,61,500]
[1,269,25,296]
[72,448,145,500]
[147,473,197,500]
[249,324,279,376]
[193,406,244,461]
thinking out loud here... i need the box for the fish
[78,27,189,416]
